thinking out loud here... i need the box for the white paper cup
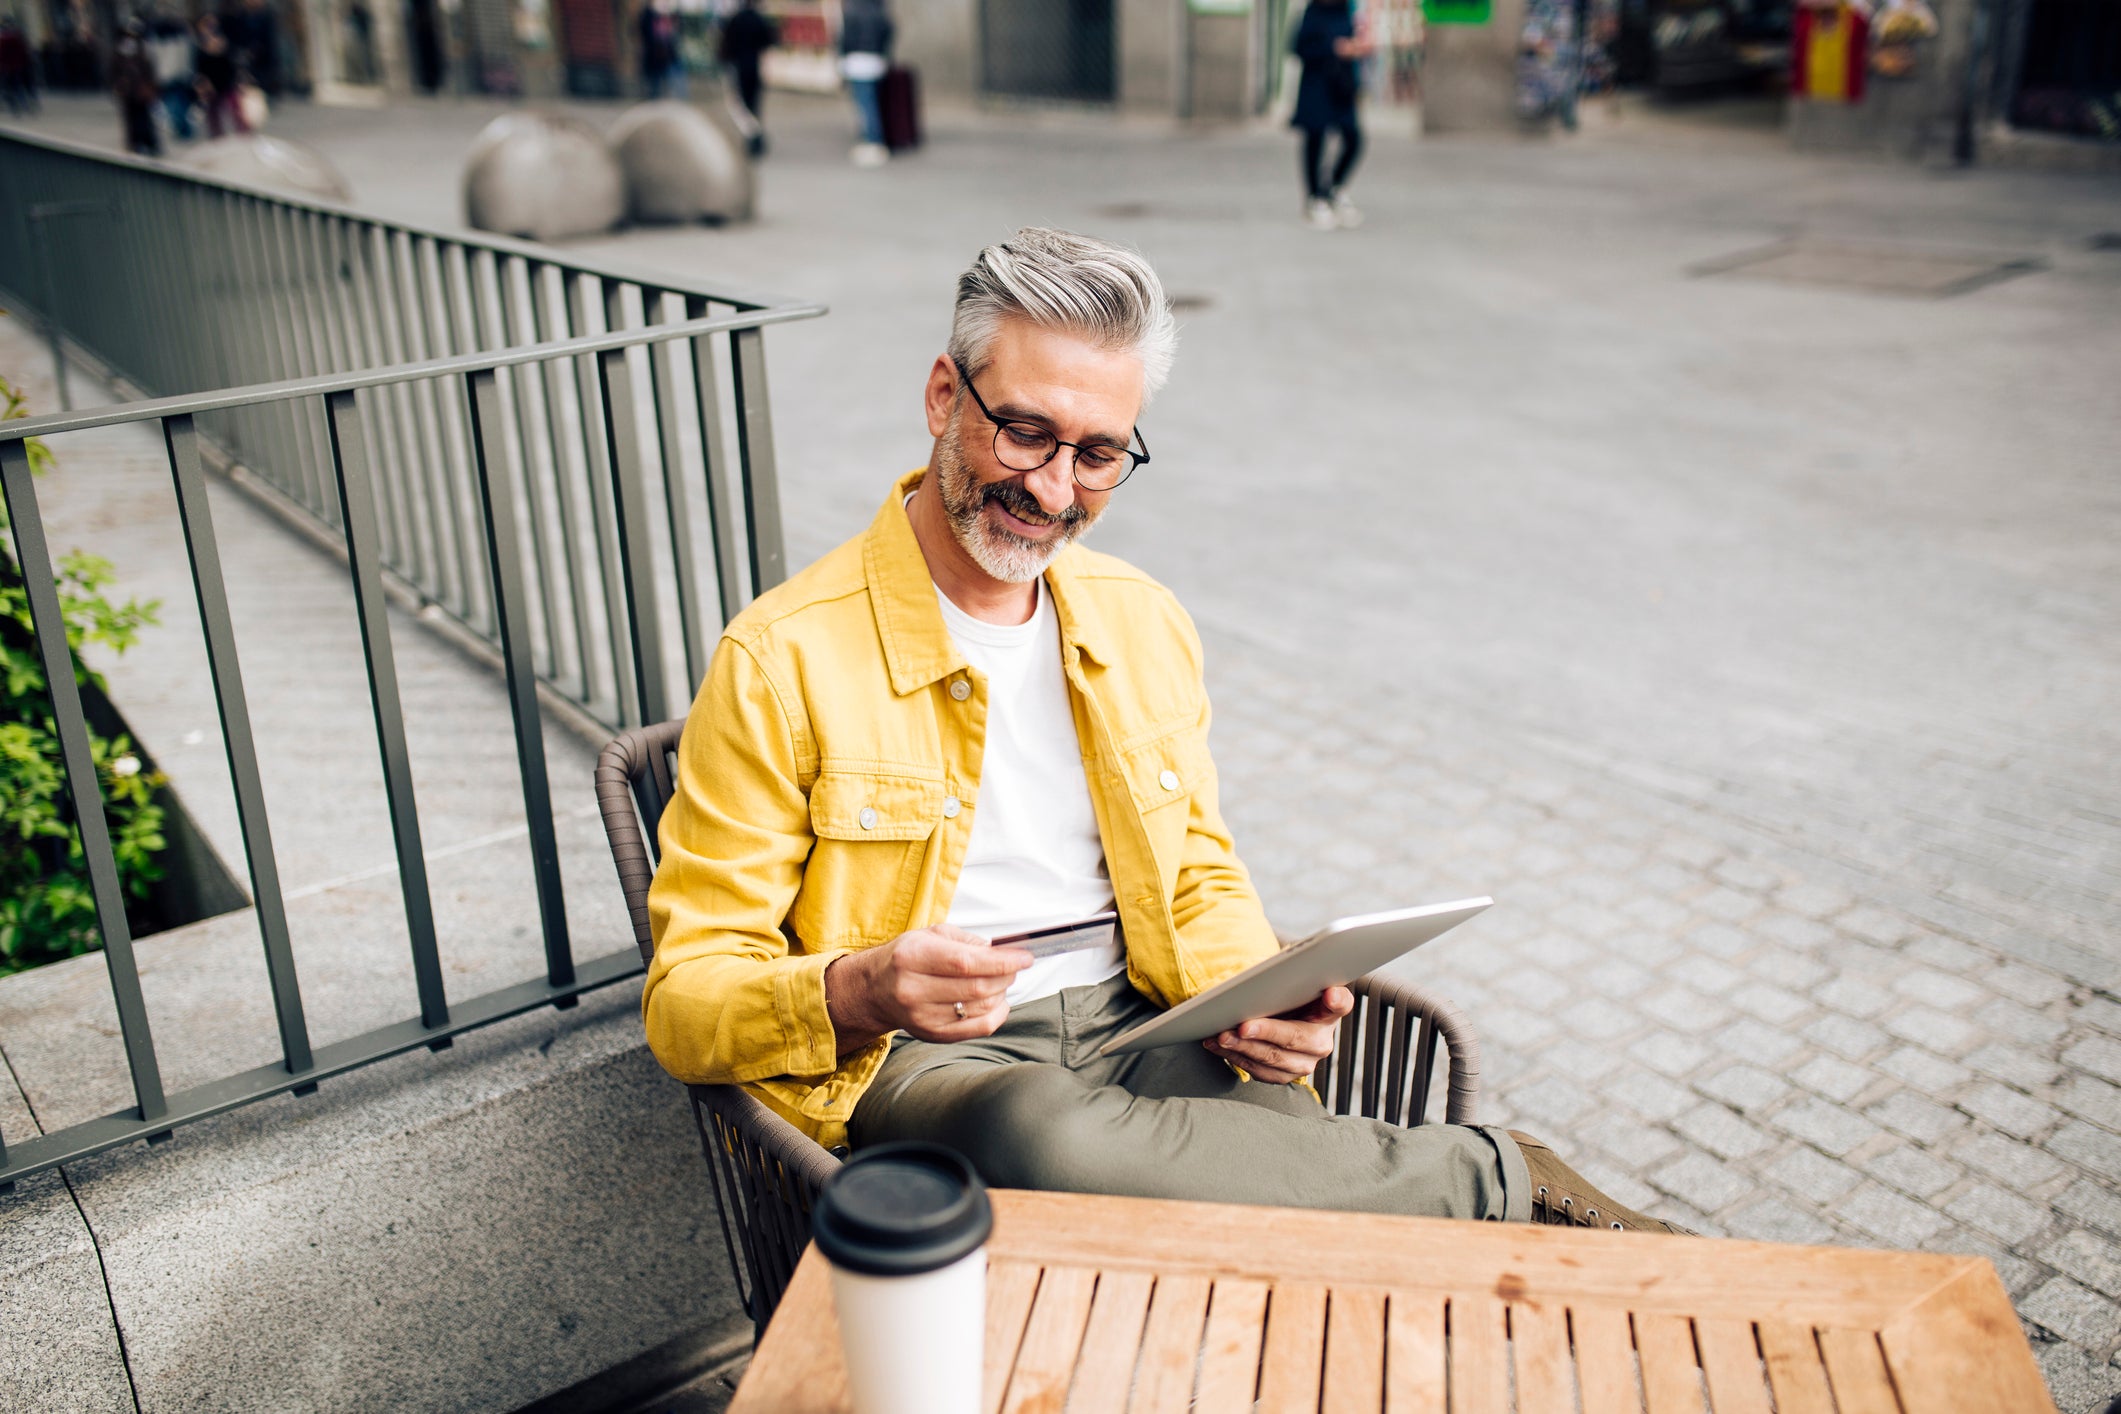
[813,1143,993,1414]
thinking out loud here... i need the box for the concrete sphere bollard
[608,100,756,226]
[462,112,627,242]
[181,135,355,203]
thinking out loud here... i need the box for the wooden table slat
[998,1264,1098,1414]
[1383,1291,1448,1414]
[1693,1318,1772,1414]
[1196,1280,1272,1412]
[1258,1283,1330,1414]
[1322,1286,1387,1414]
[1634,1312,1706,1414]
[1569,1305,1644,1414]
[1128,1272,1213,1414]
[1508,1301,1577,1414]
[1818,1328,1905,1414]
[1065,1270,1157,1414]
[982,1259,1045,1414]
[1755,1322,1838,1414]
[1449,1294,1511,1414]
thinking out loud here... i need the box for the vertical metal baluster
[464,371,574,991]
[492,256,564,682]
[685,294,747,624]
[323,390,449,1036]
[398,237,454,609]
[164,415,315,1080]
[271,203,333,520]
[644,291,710,689]
[597,302,672,728]
[729,326,786,591]
[387,229,459,611]
[438,244,494,631]
[240,197,309,512]
[0,440,169,1127]
[333,218,411,581]
[530,264,599,709]
[568,273,636,725]
[428,240,485,627]
[371,226,447,604]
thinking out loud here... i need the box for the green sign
[1423,0,1493,22]
[1188,0,1251,12]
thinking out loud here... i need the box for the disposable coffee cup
[812,1141,993,1414]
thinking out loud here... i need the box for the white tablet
[1097,899,1492,1058]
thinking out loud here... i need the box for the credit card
[991,911,1119,961]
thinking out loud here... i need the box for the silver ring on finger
[954,1000,966,1019]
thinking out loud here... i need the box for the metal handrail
[0,308,825,443]
[0,135,827,1192]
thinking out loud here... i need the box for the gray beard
[931,417,1098,584]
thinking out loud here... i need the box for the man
[645,228,1683,1232]
[716,0,776,157]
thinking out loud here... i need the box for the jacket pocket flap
[810,769,944,842]
[1118,731,1211,813]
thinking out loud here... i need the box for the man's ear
[923,354,958,439]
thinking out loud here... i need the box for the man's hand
[825,925,1035,1059]
[1203,985,1354,1085]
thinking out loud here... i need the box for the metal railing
[1,127,817,733]
[0,134,825,1191]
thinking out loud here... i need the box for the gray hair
[948,228,1178,403]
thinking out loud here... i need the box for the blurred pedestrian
[408,0,445,92]
[719,0,776,156]
[231,0,279,96]
[0,14,37,115]
[839,0,892,166]
[113,19,162,156]
[193,14,247,137]
[1516,0,1616,130]
[639,0,685,99]
[1291,0,1372,230]
[148,10,196,140]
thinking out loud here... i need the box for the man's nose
[1025,457,1077,516]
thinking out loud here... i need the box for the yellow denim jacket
[642,469,1278,1148]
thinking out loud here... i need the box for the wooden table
[729,1189,2055,1413]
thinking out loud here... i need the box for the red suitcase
[881,63,922,152]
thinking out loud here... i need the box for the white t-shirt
[935,579,1126,1005]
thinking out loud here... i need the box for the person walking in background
[0,14,36,115]
[1291,0,1372,230]
[193,14,247,137]
[718,0,777,156]
[148,10,195,140]
[639,0,685,99]
[233,0,279,96]
[113,19,162,156]
[1516,0,1617,130]
[839,0,892,167]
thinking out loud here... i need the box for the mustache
[982,478,1088,530]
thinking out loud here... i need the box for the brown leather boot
[1509,1131,1699,1236]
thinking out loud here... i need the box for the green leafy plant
[0,365,167,974]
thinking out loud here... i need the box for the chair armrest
[1326,970,1482,1128]
[689,1083,844,1335]
[594,718,687,964]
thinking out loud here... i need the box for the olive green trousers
[849,975,1531,1221]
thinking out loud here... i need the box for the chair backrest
[595,718,689,963]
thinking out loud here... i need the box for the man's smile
[989,499,1062,539]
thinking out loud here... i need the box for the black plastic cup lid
[813,1142,993,1278]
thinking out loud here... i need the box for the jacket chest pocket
[793,769,945,948]
[1115,728,1210,887]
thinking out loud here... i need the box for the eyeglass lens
[991,422,1135,489]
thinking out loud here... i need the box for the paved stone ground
[8,88,2120,1409]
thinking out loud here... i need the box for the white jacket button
[858,807,878,830]
[942,797,961,819]
[1159,769,1179,791]
[949,679,971,701]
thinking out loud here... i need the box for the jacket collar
[863,470,1115,697]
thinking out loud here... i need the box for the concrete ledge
[2,983,741,1413]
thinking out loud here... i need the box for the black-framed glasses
[952,357,1150,492]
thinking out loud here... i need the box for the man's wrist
[825,952,884,1055]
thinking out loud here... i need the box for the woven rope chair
[598,718,1484,1339]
